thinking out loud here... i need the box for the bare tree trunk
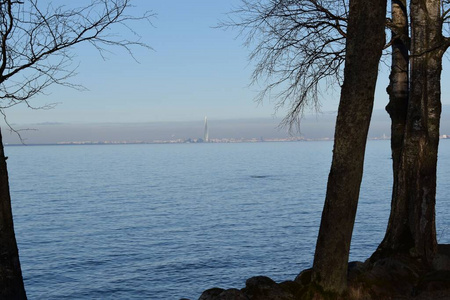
[376,0,442,264]
[386,0,409,187]
[311,0,386,293]
[373,0,411,258]
[406,0,441,262]
[0,129,27,299]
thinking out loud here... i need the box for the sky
[5,0,278,126]
[2,0,450,143]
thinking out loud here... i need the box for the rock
[216,289,249,300]
[243,276,296,299]
[278,280,305,299]
[347,256,421,299]
[347,261,366,282]
[416,270,450,293]
[199,288,248,300]
[197,254,450,300]
[198,288,225,300]
[433,244,450,271]
[294,268,312,286]
[245,276,277,290]
[415,245,450,298]
[348,261,365,273]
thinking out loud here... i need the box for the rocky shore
[190,244,450,300]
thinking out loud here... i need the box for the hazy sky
[3,1,450,132]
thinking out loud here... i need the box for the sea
[5,140,450,300]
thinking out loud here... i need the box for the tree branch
[0,0,154,112]
[222,0,348,130]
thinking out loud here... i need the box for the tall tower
[204,116,209,142]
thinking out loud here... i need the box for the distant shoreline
[2,138,394,147]
[4,135,450,147]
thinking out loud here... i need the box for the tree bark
[373,0,411,258]
[311,0,387,293]
[375,0,442,264]
[386,0,409,183]
[0,129,27,299]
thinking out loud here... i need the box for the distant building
[204,117,209,142]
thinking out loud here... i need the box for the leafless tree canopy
[224,0,348,129]
[0,0,152,115]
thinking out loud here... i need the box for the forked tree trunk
[376,0,442,264]
[311,0,387,293]
[373,0,410,258]
[0,129,27,299]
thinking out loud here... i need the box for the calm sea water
[5,140,450,300]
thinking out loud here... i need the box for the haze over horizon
[4,106,450,145]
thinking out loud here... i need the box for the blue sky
[3,0,450,127]
[5,0,273,125]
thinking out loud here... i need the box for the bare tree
[227,0,450,289]
[225,0,387,294]
[224,0,348,129]
[374,0,450,266]
[0,1,152,297]
[311,0,386,293]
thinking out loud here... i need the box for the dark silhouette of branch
[443,0,450,42]
[221,0,348,131]
[0,0,153,113]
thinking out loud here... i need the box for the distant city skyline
[3,105,450,145]
[0,109,412,144]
